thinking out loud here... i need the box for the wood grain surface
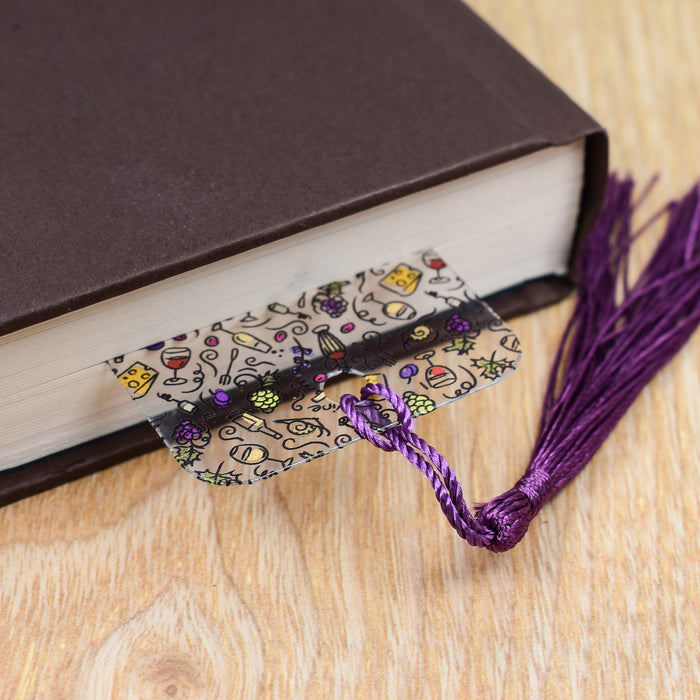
[2,1,699,697]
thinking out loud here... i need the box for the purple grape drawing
[313,281,349,319]
[445,314,471,334]
[173,420,203,443]
[211,389,231,407]
[320,296,348,318]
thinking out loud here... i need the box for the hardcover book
[0,0,607,504]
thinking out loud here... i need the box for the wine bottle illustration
[426,290,465,308]
[229,410,283,439]
[210,323,271,352]
[232,331,271,353]
[267,302,310,319]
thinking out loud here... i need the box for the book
[0,0,607,505]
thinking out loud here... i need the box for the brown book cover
[0,0,607,505]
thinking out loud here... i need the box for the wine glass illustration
[161,347,191,385]
[414,349,457,388]
[229,443,293,470]
[362,292,417,320]
[422,251,449,284]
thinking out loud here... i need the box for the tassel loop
[340,383,415,451]
[341,384,497,549]
[341,382,549,552]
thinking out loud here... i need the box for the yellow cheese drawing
[379,263,422,296]
[117,362,158,396]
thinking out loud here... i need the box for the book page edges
[0,142,586,399]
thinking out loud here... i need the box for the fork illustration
[219,348,239,385]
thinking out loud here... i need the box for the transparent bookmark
[107,251,520,485]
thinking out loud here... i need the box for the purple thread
[341,175,700,552]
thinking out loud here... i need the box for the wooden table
[3,1,699,696]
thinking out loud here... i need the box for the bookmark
[107,177,700,552]
[107,251,520,485]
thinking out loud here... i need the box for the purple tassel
[341,175,700,552]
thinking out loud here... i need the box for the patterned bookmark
[107,251,520,484]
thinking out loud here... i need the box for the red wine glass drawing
[161,347,191,385]
[422,251,449,284]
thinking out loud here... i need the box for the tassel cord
[539,272,700,455]
[340,385,495,548]
[340,175,700,551]
[534,186,700,457]
[550,257,700,419]
[537,178,635,430]
[514,176,699,541]
[535,296,700,472]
